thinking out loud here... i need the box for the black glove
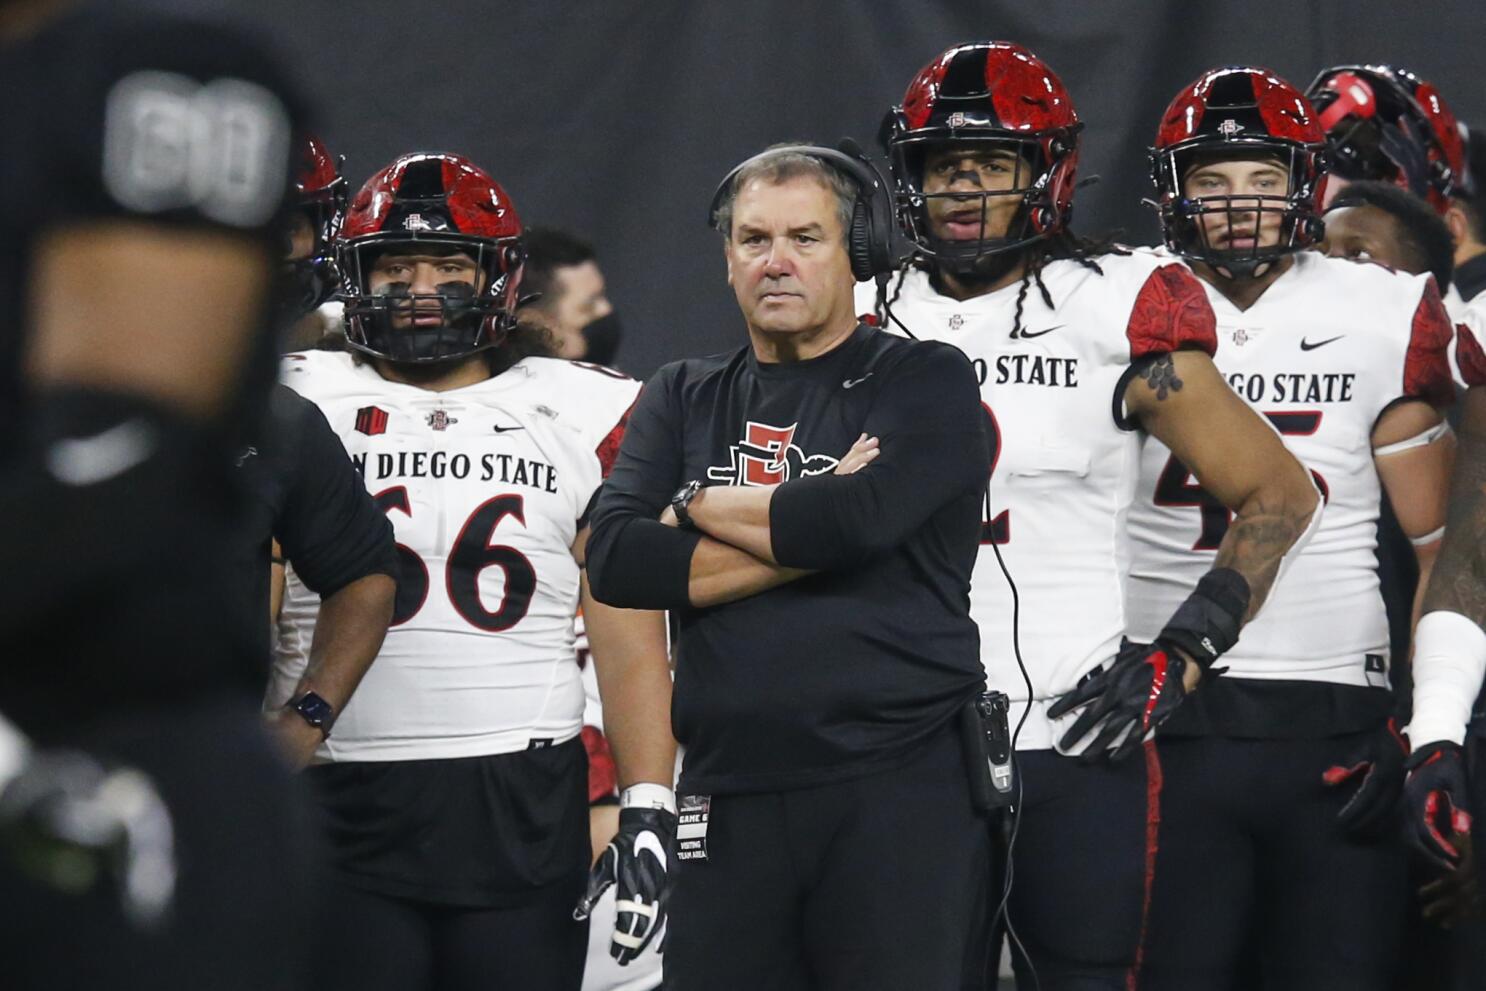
[1403,741,1473,870]
[1323,717,1408,838]
[1048,638,1191,762]
[0,749,176,929]
[575,805,676,965]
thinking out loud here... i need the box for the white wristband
[1408,610,1486,747]
[620,783,677,815]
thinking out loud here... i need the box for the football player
[864,42,1321,990]
[1322,180,1456,291]
[275,153,676,991]
[1126,67,1456,990]
[282,134,349,349]
[1306,63,1469,215]
[0,0,314,987]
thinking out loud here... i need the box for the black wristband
[1157,568,1250,673]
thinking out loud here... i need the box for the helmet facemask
[339,232,522,363]
[888,131,1076,279]
[1154,143,1325,279]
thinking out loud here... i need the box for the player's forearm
[1211,471,1320,620]
[685,485,780,562]
[582,584,677,790]
[688,536,812,608]
[1422,408,1486,627]
[294,573,395,711]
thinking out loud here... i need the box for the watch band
[671,480,703,529]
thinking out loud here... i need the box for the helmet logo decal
[403,213,433,231]
[948,112,967,128]
[1218,119,1245,138]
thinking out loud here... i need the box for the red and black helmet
[1306,65,1469,213]
[879,41,1082,273]
[337,152,525,363]
[287,135,347,314]
[1151,66,1328,275]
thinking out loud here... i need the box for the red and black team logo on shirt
[355,406,389,436]
[706,421,839,486]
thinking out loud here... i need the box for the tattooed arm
[1125,350,1321,625]
[1409,388,1486,748]
[1422,389,1486,624]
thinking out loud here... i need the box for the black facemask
[581,312,623,367]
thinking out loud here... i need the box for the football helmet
[879,41,1082,273]
[338,153,524,363]
[286,135,347,314]
[1306,65,1469,211]
[1151,66,1328,277]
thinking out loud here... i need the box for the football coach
[585,144,995,990]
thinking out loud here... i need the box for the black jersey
[587,324,992,794]
[236,385,398,661]
[0,4,303,740]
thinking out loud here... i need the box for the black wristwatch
[670,480,703,529]
[286,691,336,737]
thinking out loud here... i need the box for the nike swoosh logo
[1013,324,1066,339]
[491,424,526,433]
[842,373,874,389]
[634,829,668,871]
[1300,335,1344,351]
[46,420,155,486]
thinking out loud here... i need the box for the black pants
[1006,747,1155,990]
[320,880,588,991]
[664,726,991,991]
[0,700,318,991]
[307,741,591,991]
[1139,734,1407,991]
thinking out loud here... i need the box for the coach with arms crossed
[586,145,994,990]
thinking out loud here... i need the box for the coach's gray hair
[713,146,856,243]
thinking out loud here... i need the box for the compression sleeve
[769,342,990,570]
[585,368,702,609]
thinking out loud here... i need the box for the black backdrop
[141,0,1486,377]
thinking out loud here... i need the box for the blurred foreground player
[0,1,312,988]
[865,43,1319,989]
[1128,67,1456,991]
[277,152,675,991]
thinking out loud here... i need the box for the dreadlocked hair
[1009,228,1128,337]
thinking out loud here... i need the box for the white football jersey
[857,252,1219,750]
[270,351,639,762]
[1126,251,1454,686]
[1445,283,1486,390]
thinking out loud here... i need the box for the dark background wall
[141,0,1486,377]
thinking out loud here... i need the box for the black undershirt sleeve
[585,368,702,609]
[275,394,397,599]
[770,343,990,571]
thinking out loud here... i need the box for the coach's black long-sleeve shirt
[587,323,992,794]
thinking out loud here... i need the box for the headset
[707,139,896,283]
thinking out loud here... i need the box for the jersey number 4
[374,488,537,629]
[1155,411,1330,551]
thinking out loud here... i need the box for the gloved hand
[0,749,176,929]
[575,800,676,965]
[1402,741,1473,871]
[1049,638,1192,762]
[1322,717,1408,837]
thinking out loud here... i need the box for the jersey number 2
[1155,411,1329,551]
[373,488,537,629]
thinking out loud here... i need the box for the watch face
[294,693,334,728]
